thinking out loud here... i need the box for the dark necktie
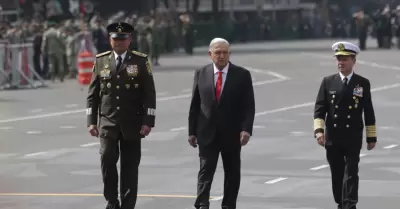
[116,56,122,70]
[343,77,348,87]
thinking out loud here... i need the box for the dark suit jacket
[313,73,377,146]
[188,62,255,147]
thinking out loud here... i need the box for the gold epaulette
[366,125,377,138]
[131,50,148,58]
[96,51,111,58]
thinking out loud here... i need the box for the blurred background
[0,0,400,82]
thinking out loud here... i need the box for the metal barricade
[0,43,47,90]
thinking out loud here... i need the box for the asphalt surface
[1,38,400,209]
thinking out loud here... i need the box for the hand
[316,133,325,147]
[188,135,197,148]
[240,131,250,146]
[88,125,99,137]
[367,142,376,150]
[140,125,152,136]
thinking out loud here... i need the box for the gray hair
[209,38,230,51]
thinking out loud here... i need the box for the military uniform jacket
[86,50,156,140]
[313,73,377,144]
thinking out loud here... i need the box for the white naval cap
[331,41,360,56]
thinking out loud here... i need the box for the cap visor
[110,33,130,39]
[334,51,355,56]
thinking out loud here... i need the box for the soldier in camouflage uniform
[65,27,77,78]
[41,21,67,82]
[86,22,156,209]
[149,15,166,65]
[135,16,151,54]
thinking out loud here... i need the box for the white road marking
[181,88,192,93]
[246,67,291,80]
[357,60,400,71]
[256,102,314,116]
[31,109,43,113]
[290,131,307,136]
[384,144,399,149]
[265,177,288,184]
[360,153,367,157]
[170,126,187,132]
[65,104,79,108]
[210,195,224,201]
[0,153,19,158]
[157,94,192,101]
[0,109,85,123]
[256,82,400,117]
[156,92,169,96]
[253,79,286,85]
[0,126,14,130]
[24,152,47,157]
[266,71,291,80]
[310,164,329,171]
[26,131,42,134]
[80,142,100,147]
[60,125,76,129]
[379,126,395,130]
[253,125,265,129]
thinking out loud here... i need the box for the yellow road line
[0,193,217,199]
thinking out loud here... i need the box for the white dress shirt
[114,51,127,66]
[213,63,229,92]
[339,71,353,85]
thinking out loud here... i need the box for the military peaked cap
[106,22,134,39]
[332,41,360,56]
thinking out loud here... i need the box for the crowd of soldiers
[0,10,195,82]
[2,4,400,83]
[353,4,400,50]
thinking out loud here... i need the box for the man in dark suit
[188,37,256,209]
[86,22,156,209]
[313,41,377,209]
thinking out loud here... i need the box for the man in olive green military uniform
[313,41,376,209]
[41,21,67,82]
[86,22,156,209]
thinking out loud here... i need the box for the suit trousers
[325,142,361,209]
[194,135,241,209]
[100,127,142,209]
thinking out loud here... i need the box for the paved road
[1,39,400,209]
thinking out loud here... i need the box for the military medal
[135,84,139,88]
[353,85,363,97]
[126,65,138,76]
[355,104,358,108]
[100,83,104,89]
[100,69,111,78]
[104,64,109,69]
[331,100,334,104]
[349,106,352,109]
[125,84,130,89]
[107,83,111,88]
